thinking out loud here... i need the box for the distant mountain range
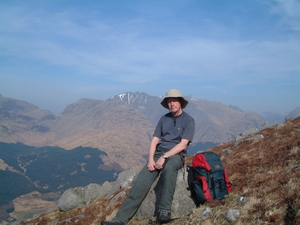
[0,93,299,172]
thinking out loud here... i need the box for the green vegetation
[0,170,36,205]
[0,142,118,207]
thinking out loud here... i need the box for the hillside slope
[21,117,300,225]
[0,96,154,171]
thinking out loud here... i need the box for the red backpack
[187,152,232,205]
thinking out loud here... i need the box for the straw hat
[160,89,188,109]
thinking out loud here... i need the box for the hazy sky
[1,0,299,114]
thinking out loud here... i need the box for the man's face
[167,97,182,113]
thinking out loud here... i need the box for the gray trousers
[115,151,183,224]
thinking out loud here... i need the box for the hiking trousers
[115,151,183,224]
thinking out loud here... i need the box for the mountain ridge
[1,93,299,172]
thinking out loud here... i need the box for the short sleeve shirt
[153,111,195,151]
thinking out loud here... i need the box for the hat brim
[161,97,188,109]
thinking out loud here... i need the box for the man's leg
[114,165,159,223]
[159,153,182,210]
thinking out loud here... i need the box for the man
[101,89,195,225]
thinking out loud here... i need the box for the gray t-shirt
[153,111,195,151]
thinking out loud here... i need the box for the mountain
[262,111,286,125]
[108,92,266,143]
[1,93,299,172]
[261,107,300,126]
[0,96,154,171]
[107,91,165,123]
[286,106,300,119]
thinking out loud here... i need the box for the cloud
[271,0,300,31]
[1,1,299,114]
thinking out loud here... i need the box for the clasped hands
[147,157,165,171]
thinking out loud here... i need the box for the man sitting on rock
[101,89,195,225]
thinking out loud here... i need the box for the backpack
[187,152,232,206]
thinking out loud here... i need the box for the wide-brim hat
[160,89,188,109]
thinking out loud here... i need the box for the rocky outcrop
[58,167,195,218]
[57,165,243,222]
[58,169,137,212]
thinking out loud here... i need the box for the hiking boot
[100,219,125,225]
[157,208,171,223]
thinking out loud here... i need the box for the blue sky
[1,0,299,114]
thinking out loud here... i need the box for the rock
[233,133,264,147]
[239,196,247,203]
[232,141,241,147]
[134,167,195,220]
[58,169,137,211]
[100,181,114,198]
[246,134,264,141]
[222,149,233,154]
[58,187,85,212]
[58,167,194,219]
[225,208,241,222]
[84,183,102,205]
[261,122,268,129]
[201,207,212,220]
[105,168,137,198]
[235,128,259,141]
[109,190,127,206]
[276,124,284,130]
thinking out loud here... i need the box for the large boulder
[134,167,195,219]
[58,187,85,212]
[58,168,137,211]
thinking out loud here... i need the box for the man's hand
[155,157,165,170]
[147,159,156,171]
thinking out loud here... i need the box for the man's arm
[147,136,160,171]
[163,138,190,158]
[154,138,190,169]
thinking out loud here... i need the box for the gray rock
[276,124,284,130]
[225,208,241,222]
[100,181,113,197]
[239,196,247,203]
[241,128,259,137]
[109,190,127,206]
[246,134,264,141]
[58,169,137,212]
[202,207,212,220]
[235,128,259,140]
[232,141,241,147]
[58,187,85,212]
[222,149,233,154]
[134,167,195,220]
[105,168,137,198]
[84,183,102,205]
[58,167,194,219]
[261,122,268,129]
[233,134,264,147]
